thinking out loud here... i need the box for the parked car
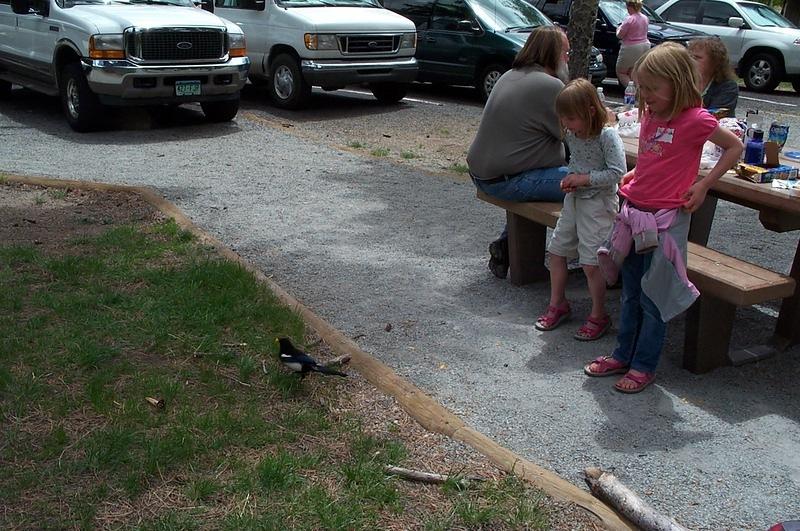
[654,0,800,92]
[380,0,607,100]
[212,0,418,109]
[533,0,705,79]
[0,0,249,132]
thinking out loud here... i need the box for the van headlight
[304,34,339,51]
[400,32,416,49]
[228,32,247,57]
[89,34,125,59]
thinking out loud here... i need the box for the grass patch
[449,162,469,174]
[371,147,390,157]
[0,192,557,529]
[347,140,365,149]
[401,150,417,159]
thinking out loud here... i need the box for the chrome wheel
[273,64,295,100]
[483,70,501,96]
[66,77,80,119]
[748,59,772,89]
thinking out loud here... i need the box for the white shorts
[548,192,619,266]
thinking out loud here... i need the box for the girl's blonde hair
[555,78,607,138]
[633,42,702,119]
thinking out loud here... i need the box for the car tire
[476,63,507,101]
[742,53,782,93]
[370,82,407,104]
[0,80,11,98]
[201,98,240,123]
[60,62,102,132]
[268,54,311,110]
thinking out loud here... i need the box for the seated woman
[688,37,739,116]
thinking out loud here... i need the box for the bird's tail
[312,365,347,377]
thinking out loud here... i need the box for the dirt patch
[1,180,601,529]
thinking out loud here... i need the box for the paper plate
[784,151,800,161]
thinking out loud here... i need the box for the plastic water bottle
[596,87,605,104]
[624,81,636,109]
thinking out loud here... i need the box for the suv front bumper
[300,57,418,87]
[82,57,250,106]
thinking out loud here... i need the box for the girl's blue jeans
[611,251,666,374]
[473,166,567,240]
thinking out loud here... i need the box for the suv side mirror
[728,16,744,28]
[193,0,214,12]
[457,19,480,33]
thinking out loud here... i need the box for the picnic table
[478,131,800,372]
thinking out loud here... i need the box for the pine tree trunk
[567,0,600,81]
[784,0,800,26]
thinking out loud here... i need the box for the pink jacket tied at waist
[598,202,698,297]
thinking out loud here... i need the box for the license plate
[175,80,201,97]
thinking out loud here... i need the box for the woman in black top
[688,37,739,116]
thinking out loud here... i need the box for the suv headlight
[400,32,417,49]
[89,34,125,59]
[793,37,800,45]
[304,34,339,51]
[228,32,247,57]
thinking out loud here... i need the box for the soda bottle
[624,81,636,108]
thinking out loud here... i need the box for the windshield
[738,2,796,28]
[470,0,550,31]
[277,0,379,6]
[65,0,194,5]
[600,0,664,26]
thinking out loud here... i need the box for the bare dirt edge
[2,173,632,530]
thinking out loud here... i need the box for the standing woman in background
[616,0,650,87]
[688,37,739,116]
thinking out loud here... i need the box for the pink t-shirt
[620,107,718,209]
[617,13,650,45]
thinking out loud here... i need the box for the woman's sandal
[574,315,612,341]
[534,303,571,331]
[614,371,656,394]
[583,355,628,377]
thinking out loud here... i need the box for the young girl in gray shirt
[534,78,626,341]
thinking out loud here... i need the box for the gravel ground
[2,85,800,530]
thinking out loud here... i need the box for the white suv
[654,0,800,92]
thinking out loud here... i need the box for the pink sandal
[574,315,611,341]
[534,303,571,331]
[614,371,656,394]
[583,356,628,377]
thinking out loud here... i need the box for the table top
[620,135,800,221]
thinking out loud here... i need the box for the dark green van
[381,0,607,100]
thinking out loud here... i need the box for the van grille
[339,35,400,54]
[125,28,226,63]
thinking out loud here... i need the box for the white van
[213,0,418,108]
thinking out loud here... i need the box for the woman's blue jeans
[473,166,567,240]
[611,251,666,374]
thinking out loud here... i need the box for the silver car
[653,0,800,92]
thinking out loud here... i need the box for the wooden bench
[477,189,796,373]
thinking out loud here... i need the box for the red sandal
[534,303,571,331]
[583,355,628,377]
[614,370,656,394]
[574,315,611,341]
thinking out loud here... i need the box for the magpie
[276,337,347,378]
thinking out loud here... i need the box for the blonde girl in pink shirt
[584,43,742,393]
[616,0,650,87]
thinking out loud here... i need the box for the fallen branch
[385,465,484,488]
[584,467,688,531]
[321,354,351,367]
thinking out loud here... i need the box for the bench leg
[773,238,800,350]
[683,295,735,373]
[507,211,549,286]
